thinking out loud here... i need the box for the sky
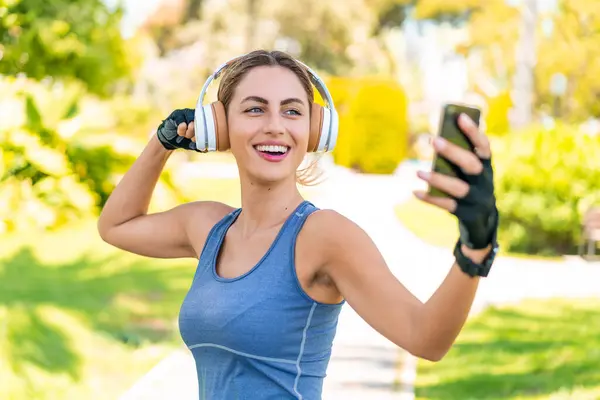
[104,0,163,37]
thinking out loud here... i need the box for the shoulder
[302,208,371,256]
[300,207,385,293]
[179,200,236,222]
[176,200,236,253]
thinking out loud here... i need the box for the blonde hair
[216,49,323,186]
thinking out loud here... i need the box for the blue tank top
[178,200,344,400]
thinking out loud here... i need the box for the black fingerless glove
[156,108,199,152]
[451,157,499,249]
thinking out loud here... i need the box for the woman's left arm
[320,113,499,362]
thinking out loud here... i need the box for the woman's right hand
[156,108,201,152]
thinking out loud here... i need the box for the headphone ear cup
[199,102,229,152]
[308,103,324,152]
[211,102,229,151]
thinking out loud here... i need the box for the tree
[373,0,600,122]
[536,0,600,119]
[463,0,600,122]
[141,0,203,56]
[140,0,382,76]
[269,0,365,74]
[0,0,133,96]
[511,0,538,128]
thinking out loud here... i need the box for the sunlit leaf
[5,129,40,147]
[0,149,4,179]
[56,176,97,210]
[23,147,70,177]
[24,95,42,131]
[62,99,79,120]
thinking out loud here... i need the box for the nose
[264,112,285,135]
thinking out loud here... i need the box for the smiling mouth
[253,144,290,161]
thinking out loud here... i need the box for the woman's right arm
[97,123,232,259]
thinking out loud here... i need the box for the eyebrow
[241,96,305,106]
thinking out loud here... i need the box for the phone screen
[429,103,481,198]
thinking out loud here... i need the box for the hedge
[494,123,600,256]
[325,76,410,174]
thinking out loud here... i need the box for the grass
[395,196,457,249]
[394,197,562,261]
[0,178,241,400]
[415,298,600,400]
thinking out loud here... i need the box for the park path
[119,159,600,400]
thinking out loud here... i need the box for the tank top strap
[274,200,319,251]
[193,208,241,279]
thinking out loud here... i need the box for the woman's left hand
[413,113,498,250]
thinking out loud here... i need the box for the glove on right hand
[156,108,201,152]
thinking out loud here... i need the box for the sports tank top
[178,200,344,400]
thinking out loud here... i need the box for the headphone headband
[196,54,336,113]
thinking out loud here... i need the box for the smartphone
[428,103,481,198]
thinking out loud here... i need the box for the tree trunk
[510,0,538,130]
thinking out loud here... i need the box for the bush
[326,77,409,174]
[493,124,600,256]
[0,93,134,232]
[0,79,187,234]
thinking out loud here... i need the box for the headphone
[194,54,339,153]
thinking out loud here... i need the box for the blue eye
[286,109,301,116]
[246,107,263,113]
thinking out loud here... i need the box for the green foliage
[66,144,135,209]
[0,0,134,96]
[395,123,599,257]
[0,93,135,232]
[493,124,600,256]
[275,2,353,74]
[106,95,159,139]
[328,77,410,174]
[368,0,411,35]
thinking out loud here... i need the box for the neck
[236,174,304,237]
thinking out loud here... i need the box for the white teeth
[255,145,288,153]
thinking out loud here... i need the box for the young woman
[98,50,499,400]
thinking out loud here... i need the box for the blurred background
[1,0,599,399]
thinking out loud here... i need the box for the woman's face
[226,65,311,186]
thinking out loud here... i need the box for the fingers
[433,136,483,175]
[457,113,491,159]
[413,190,457,213]
[186,121,195,142]
[417,170,469,199]
[177,122,187,137]
[177,121,195,141]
